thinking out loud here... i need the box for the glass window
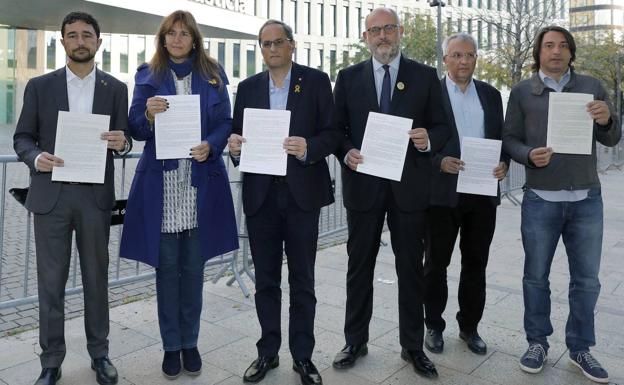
[447,17,452,34]
[291,0,298,32]
[247,45,256,76]
[5,83,14,124]
[281,0,285,20]
[101,34,111,72]
[467,19,472,34]
[477,21,482,47]
[317,3,324,35]
[267,0,271,17]
[119,35,129,73]
[45,31,56,70]
[137,36,146,65]
[218,42,225,67]
[330,49,336,81]
[342,50,349,66]
[357,7,362,36]
[343,6,349,37]
[233,43,240,78]
[305,47,311,66]
[317,48,323,71]
[331,5,337,37]
[457,18,462,32]
[305,2,311,34]
[27,30,37,69]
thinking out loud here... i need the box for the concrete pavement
[0,169,622,385]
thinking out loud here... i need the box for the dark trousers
[34,184,111,368]
[246,181,320,360]
[424,194,497,333]
[344,183,426,351]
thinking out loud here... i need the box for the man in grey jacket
[503,26,620,384]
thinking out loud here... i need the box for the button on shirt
[532,69,588,203]
[445,76,484,140]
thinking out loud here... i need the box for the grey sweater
[503,71,621,190]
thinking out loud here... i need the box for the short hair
[61,12,101,38]
[531,25,576,72]
[364,7,401,29]
[442,33,478,55]
[258,20,294,43]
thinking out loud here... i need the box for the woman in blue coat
[120,10,238,379]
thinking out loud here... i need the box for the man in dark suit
[227,20,338,385]
[423,32,508,357]
[331,7,449,379]
[13,12,130,385]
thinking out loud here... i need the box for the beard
[67,48,96,63]
[368,40,400,64]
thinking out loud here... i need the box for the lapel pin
[208,78,218,85]
[397,82,405,90]
[294,85,301,93]
[100,79,107,86]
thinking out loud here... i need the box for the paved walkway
[0,169,622,385]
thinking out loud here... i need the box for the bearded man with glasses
[331,7,450,379]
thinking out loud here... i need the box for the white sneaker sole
[568,356,609,383]
[519,355,547,374]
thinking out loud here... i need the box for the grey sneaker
[519,344,547,373]
[569,351,609,383]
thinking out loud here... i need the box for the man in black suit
[13,12,130,385]
[331,7,449,379]
[228,20,338,385]
[423,33,509,356]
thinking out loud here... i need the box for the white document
[357,112,412,181]
[456,137,501,197]
[51,111,109,184]
[239,108,291,176]
[547,92,593,155]
[155,94,201,159]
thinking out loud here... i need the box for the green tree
[339,12,437,70]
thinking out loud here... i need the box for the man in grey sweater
[503,26,620,384]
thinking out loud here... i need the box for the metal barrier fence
[0,152,347,310]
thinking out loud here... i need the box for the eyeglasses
[366,24,399,36]
[446,52,478,60]
[260,38,292,49]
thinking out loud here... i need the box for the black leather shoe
[243,356,279,383]
[293,359,322,385]
[91,356,118,385]
[425,329,444,354]
[332,344,368,368]
[34,368,61,385]
[459,330,487,355]
[401,349,438,379]
[182,347,202,376]
[162,350,181,379]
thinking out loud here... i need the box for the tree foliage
[339,12,437,69]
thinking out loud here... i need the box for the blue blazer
[120,64,239,268]
[232,62,339,216]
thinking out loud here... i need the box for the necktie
[380,64,391,114]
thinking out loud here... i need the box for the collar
[445,75,475,95]
[538,68,571,86]
[372,53,401,72]
[269,65,293,90]
[66,64,96,83]
[531,68,574,95]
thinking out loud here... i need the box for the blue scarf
[168,52,195,78]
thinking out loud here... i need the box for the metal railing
[0,152,347,309]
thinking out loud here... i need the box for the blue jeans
[521,188,603,354]
[156,229,205,351]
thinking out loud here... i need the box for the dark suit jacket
[232,62,339,216]
[13,67,130,215]
[430,77,508,207]
[334,55,450,212]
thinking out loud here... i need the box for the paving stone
[381,364,500,385]
[554,349,624,385]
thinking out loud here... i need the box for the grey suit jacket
[13,67,130,214]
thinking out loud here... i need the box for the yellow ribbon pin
[294,85,301,93]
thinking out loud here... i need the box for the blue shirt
[445,76,485,141]
[269,66,291,110]
[534,69,588,202]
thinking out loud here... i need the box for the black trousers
[34,184,111,368]
[344,183,426,351]
[246,181,320,360]
[424,194,497,333]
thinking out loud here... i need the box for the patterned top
[161,72,198,233]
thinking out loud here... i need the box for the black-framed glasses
[260,38,292,49]
[446,52,478,60]
[366,24,399,36]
